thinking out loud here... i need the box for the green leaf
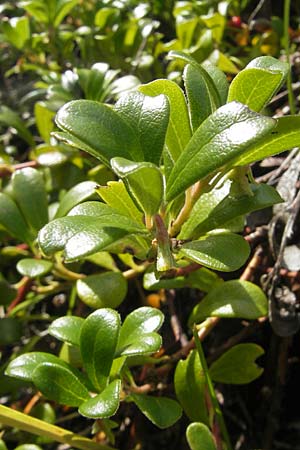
[183,62,228,131]
[59,343,82,368]
[31,401,56,426]
[77,65,107,102]
[130,394,182,429]
[30,144,74,167]
[16,258,53,278]
[209,344,264,384]
[80,309,120,391]
[2,16,30,49]
[139,79,192,161]
[20,0,51,23]
[143,266,221,292]
[49,316,85,346]
[34,102,55,143]
[55,181,98,218]
[111,158,164,216]
[188,280,268,325]
[115,91,169,165]
[116,307,164,356]
[79,379,121,418]
[227,56,289,112]
[233,116,300,166]
[0,106,34,147]
[5,352,73,382]
[32,362,90,407]
[179,232,250,272]
[0,193,34,244]
[166,102,276,201]
[76,272,127,309]
[39,216,128,261]
[104,234,150,260]
[180,183,282,238]
[167,51,221,113]
[97,181,143,224]
[85,252,117,271]
[38,202,147,261]
[53,0,79,27]
[186,422,216,450]
[55,100,143,165]
[12,168,48,233]
[174,349,208,423]
[117,333,162,358]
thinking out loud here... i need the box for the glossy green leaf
[76,272,127,309]
[32,362,90,407]
[80,309,120,391]
[59,343,82,368]
[85,252,118,271]
[166,102,276,201]
[5,352,73,382]
[189,280,268,325]
[216,50,239,74]
[77,64,107,100]
[233,116,300,166]
[79,379,121,418]
[34,102,55,143]
[12,168,48,233]
[97,181,143,224]
[143,266,221,292]
[111,158,164,216]
[0,279,17,306]
[39,216,128,261]
[30,144,74,167]
[31,401,56,426]
[49,316,85,346]
[117,333,162,357]
[186,422,216,450]
[55,181,98,218]
[2,16,30,49]
[209,344,264,384]
[183,62,228,131]
[227,56,289,112]
[179,233,250,272]
[115,91,169,165]
[180,182,282,238]
[174,349,208,423]
[130,393,182,429]
[16,258,53,278]
[168,51,221,113]
[0,193,34,244]
[55,100,142,165]
[0,318,22,345]
[116,307,164,356]
[139,79,191,161]
[38,202,147,261]
[0,106,34,147]
[104,234,150,260]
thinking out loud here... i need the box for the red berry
[230,16,242,28]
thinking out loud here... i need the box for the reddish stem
[7,277,32,314]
